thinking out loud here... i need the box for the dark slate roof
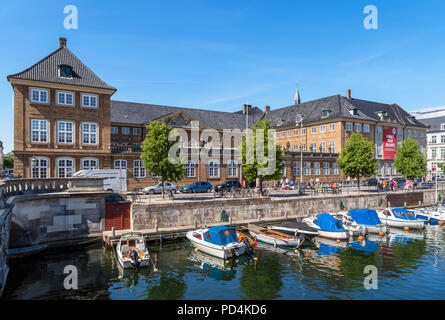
[7,46,116,91]
[233,106,265,123]
[265,95,428,129]
[415,116,444,133]
[110,100,258,130]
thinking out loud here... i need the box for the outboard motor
[130,249,140,269]
[359,226,368,236]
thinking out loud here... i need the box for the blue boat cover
[314,213,346,232]
[349,240,379,253]
[204,226,238,245]
[391,208,417,220]
[348,209,382,226]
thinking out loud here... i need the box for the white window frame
[81,158,99,170]
[281,131,285,138]
[114,160,127,169]
[122,127,130,135]
[346,122,353,132]
[208,161,220,178]
[287,130,291,137]
[81,93,98,108]
[311,127,317,134]
[363,124,370,133]
[304,162,311,176]
[332,162,339,175]
[302,128,306,135]
[293,162,301,177]
[355,123,362,132]
[314,162,320,176]
[56,91,74,106]
[323,162,330,175]
[81,122,98,145]
[227,161,238,178]
[329,140,335,153]
[57,120,74,144]
[185,160,196,178]
[320,125,326,133]
[293,129,298,136]
[30,157,49,178]
[329,123,335,131]
[30,88,49,104]
[133,160,146,178]
[57,157,75,178]
[30,119,48,143]
[320,141,326,153]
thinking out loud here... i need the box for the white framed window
[323,162,330,175]
[355,123,362,132]
[227,161,238,178]
[441,135,445,144]
[30,119,48,143]
[81,122,98,144]
[81,94,98,108]
[320,125,326,133]
[294,129,298,136]
[57,121,74,144]
[133,128,141,135]
[363,124,370,133]
[122,127,130,135]
[432,149,437,159]
[302,128,306,135]
[114,160,127,169]
[293,144,298,151]
[304,162,311,176]
[31,157,48,178]
[329,123,335,131]
[293,162,301,176]
[185,160,196,178]
[301,144,306,151]
[287,130,291,137]
[314,162,320,175]
[311,127,317,134]
[57,158,75,178]
[208,161,220,178]
[81,158,98,170]
[311,142,317,152]
[111,126,118,134]
[432,136,437,144]
[332,162,339,175]
[133,160,146,178]
[320,141,326,153]
[346,122,353,132]
[281,131,285,138]
[441,123,445,131]
[30,88,49,104]
[57,91,74,106]
[329,140,335,153]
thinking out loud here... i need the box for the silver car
[143,182,177,194]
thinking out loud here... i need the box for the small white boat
[343,209,389,234]
[415,207,445,225]
[332,212,368,236]
[116,232,151,269]
[377,208,425,230]
[186,225,246,259]
[247,223,300,247]
[303,213,349,240]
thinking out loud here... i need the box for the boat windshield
[406,211,416,218]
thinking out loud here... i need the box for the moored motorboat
[347,208,389,234]
[186,225,246,259]
[415,207,445,225]
[268,220,319,241]
[332,212,368,236]
[303,213,349,240]
[116,232,151,269]
[247,223,300,247]
[377,208,425,230]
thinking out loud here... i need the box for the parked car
[361,178,379,186]
[143,182,177,194]
[393,177,406,186]
[180,181,212,193]
[213,180,242,192]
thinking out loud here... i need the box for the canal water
[2,225,445,300]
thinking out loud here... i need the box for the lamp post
[433,166,438,204]
[295,114,304,187]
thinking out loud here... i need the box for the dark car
[180,181,212,193]
[361,178,378,186]
[213,180,242,192]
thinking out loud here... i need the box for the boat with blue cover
[346,208,389,234]
[377,208,424,230]
[186,225,246,259]
[303,213,349,240]
[414,207,445,225]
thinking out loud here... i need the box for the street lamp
[433,166,438,204]
[295,114,304,186]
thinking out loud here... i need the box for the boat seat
[121,245,130,257]
[136,243,145,252]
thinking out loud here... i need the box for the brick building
[7,38,428,189]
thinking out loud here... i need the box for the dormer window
[407,116,416,124]
[321,109,331,118]
[58,64,73,78]
[349,108,358,116]
[441,123,445,131]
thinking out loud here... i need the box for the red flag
[254,235,257,247]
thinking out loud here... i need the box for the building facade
[7,38,428,189]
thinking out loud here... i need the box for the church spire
[294,82,301,105]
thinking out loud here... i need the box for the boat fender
[130,250,140,268]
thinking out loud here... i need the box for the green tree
[141,121,185,198]
[336,132,378,189]
[394,137,427,179]
[3,153,13,169]
[240,120,285,195]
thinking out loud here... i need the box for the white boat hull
[186,231,245,259]
[249,230,299,247]
[318,230,349,240]
[117,254,151,269]
[378,217,424,230]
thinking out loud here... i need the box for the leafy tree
[394,137,427,179]
[3,153,13,169]
[240,120,285,195]
[141,121,185,198]
[336,132,378,190]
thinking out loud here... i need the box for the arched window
[30,157,49,178]
[81,158,98,170]
[227,161,238,178]
[208,161,220,178]
[57,157,75,178]
[185,160,196,178]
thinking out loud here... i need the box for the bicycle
[130,188,141,203]
[167,189,175,200]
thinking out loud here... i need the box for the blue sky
[1,0,445,153]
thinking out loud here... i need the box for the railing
[111,145,142,153]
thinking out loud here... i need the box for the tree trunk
[357,175,360,191]
[161,177,165,199]
[259,177,263,195]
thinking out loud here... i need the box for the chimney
[346,89,351,100]
[59,37,67,48]
[264,105,270,114]
[242,104,248,115]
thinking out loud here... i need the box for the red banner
[383,126,397,159]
